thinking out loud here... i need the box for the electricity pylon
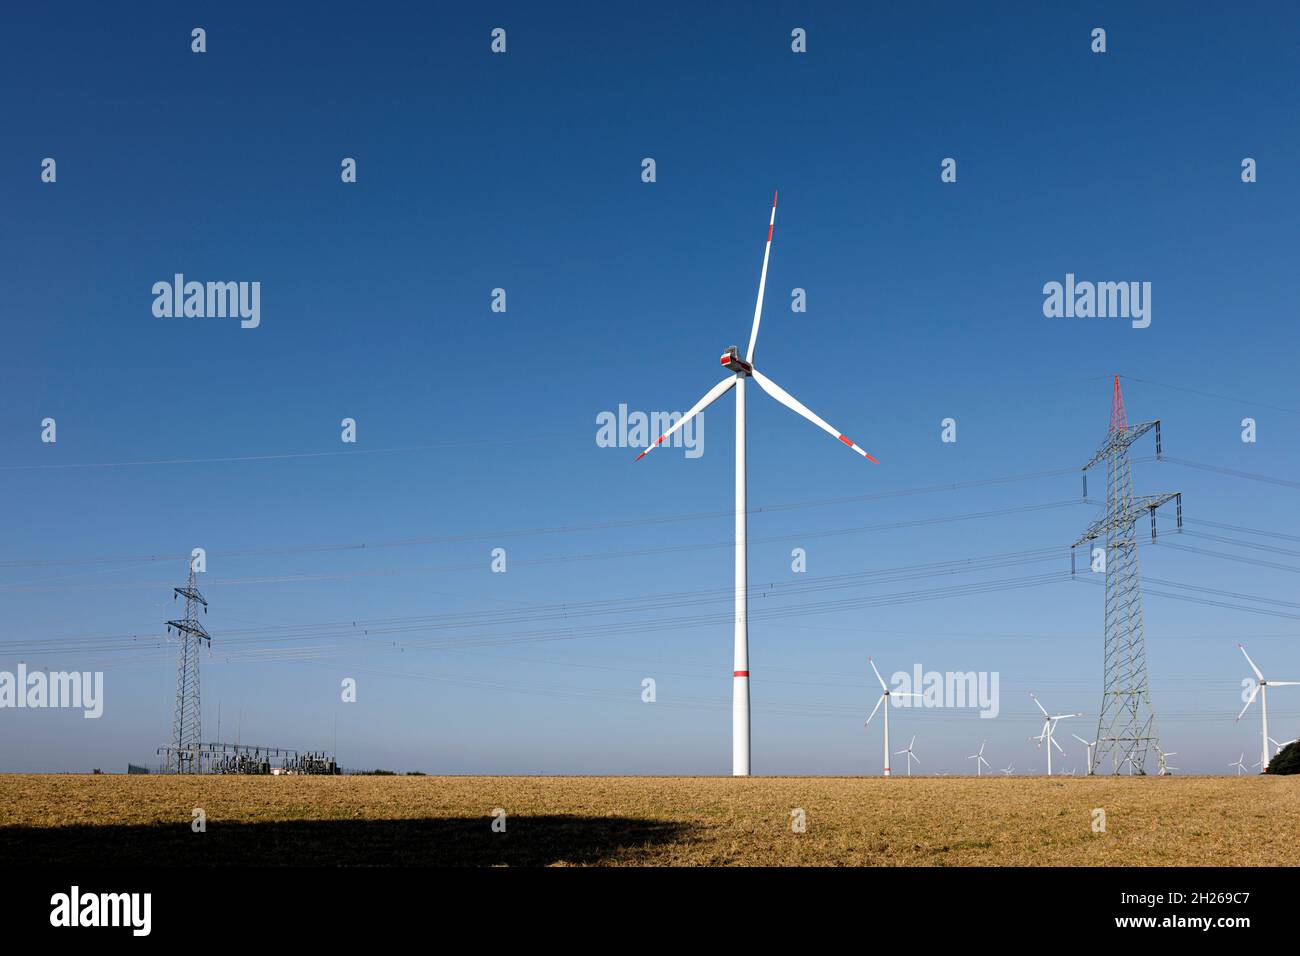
[1072,376,1181,775]
[165,563,210,773]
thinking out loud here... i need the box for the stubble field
[1,774,1296,866]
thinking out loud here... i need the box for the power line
[0,434,566,472]
[0,468,1092,571]
[0,500,1085,592]
[1161,456,1300,491]
[1121,375,1300,416]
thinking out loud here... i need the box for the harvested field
[1,774,1296,866]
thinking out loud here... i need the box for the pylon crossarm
[166,620,210,641]
[1072,492,1179,547]
[173,585,208,607]
[1080,420,1159,473]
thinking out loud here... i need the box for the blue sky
[2,2,1298,775]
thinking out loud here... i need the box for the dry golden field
[1,774,1296,866]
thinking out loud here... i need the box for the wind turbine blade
[864,693,884,727]
[750,368,877,462]
[1267,680,1300,686]
[744,190,778,364]
[1030,693,1049,718]
[634,376,735,461]
[1051,737,1065,755]
[912,755,920,765]
[1238,643,1265,682]
[1236,684,1260,721]
[1071,734,1089,746]
[868,657,887,692]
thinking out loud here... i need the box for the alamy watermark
[50,886,150,936]
[597,403,703,458]
[1042,273,1150,329]
[0,665,103,718]
[890,665,1000,718]
[152,274,261,329]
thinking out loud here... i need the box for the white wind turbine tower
[893,735,920,776]
[1030,692,1082,777]
[1072,734,1097,774]
[967,739,990,776]
[864,658,922,776]
[1236,643,1299,773]
[1230,753,1248,775]
[635,192,878,776]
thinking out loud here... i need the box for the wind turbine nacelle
[721,346,752,375]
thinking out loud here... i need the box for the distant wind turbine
[1072,734,1097,774]
[1236,643,1299,773]
[967,739,990,776]
[1230,753,1248,775]
[635,192,878,776]
[1155,746,1177,775]
[893,735,920,777]
[1001,763,1015,776]
[865,658,922,776]
[1030,693,1083,777]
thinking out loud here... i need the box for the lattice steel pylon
[1072,376,1182,775]
[165,563,210,773]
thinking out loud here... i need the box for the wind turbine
[1001,763,1015,776]
[1236,643,1299,773]
[1030,693,1082,777]
[1155,746,1178,775]
[893,735,920,777]
[1230,753,1248,775]
[864,658,921,776]
[1121,750,1137,775]
[967,739,990,776]
[635,192,878,776]
[1072,734,1097,774]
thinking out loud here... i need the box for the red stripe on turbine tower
[734,670,749,677]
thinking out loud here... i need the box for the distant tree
[1265,741,1300,775]
[405,771,426,776]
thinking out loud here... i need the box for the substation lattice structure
[162,563,210,773]
[153,566,342,774]
[158,742,340,775]
[1072,376,1182,775]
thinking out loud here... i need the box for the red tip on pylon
[1109,374,1127,434]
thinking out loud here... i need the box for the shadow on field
[0,815,693,866]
